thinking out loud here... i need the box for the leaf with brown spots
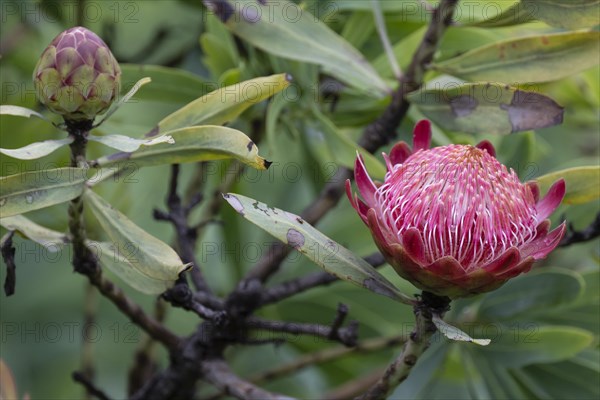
[223,193,414,305]
[407,82,564,134]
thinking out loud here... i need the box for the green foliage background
[0,1,598,399]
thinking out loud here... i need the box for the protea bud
[347,120,566,299]
[33,26,121,122]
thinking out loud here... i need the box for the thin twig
[248,334,406,385]
[86,273,181,352]
[246,316,358,347]
[259,253,385,307]
[127,299,165,396]
[559,212,600,247]
[324,368,386,400]
[371,0,401,79]
[72,371,112,400]
[355,292,450,399]
[156,164,213,295]
[201,359,295,400]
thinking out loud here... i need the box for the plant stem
[66,119,97,276]
[355,292,450,400]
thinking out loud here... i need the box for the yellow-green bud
[33,26,121,122]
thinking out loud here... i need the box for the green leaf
[0,105,56,125]
[524,0,600,29]
[479,326,593,367]
[0,168,88,218]
[95,77,152,126]
[407,82,564,134]
[0,215,68,251]
[432,31,600,83]
[84,190,190,284]
[469,2,537,27]
[308,108,387,180]
[223,193,413,304]
[477,268,585,320]
[433,314,491,346]
[92,126,270,170]
[88,241,180,295]
[87,133,174,152]
[218,0,389,96]
[520,351,600,399]
[153,74,291,136]
[120,64,207,104]
[536,166,600,205]
[0,138,73,160]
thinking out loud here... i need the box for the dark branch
[246,314,358,348]
[86,272,181,352]
[259,253,386,307]
[1,230,16,296]
[72,371,112,400]
[201,359,294,400]
[559,212,600,247]
[155,164,214,295]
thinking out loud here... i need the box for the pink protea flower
[346,120,566,298]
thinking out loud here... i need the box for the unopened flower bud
[33,26,121,122]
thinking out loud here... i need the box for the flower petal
[526,181,540,203]
[475,140,496,158]
[413,120,432,152]
[495,256,535,279]
[366,209,394,250]
[520,222,566,259]
[382,152,393,172]
[401,228,429,265]
[535,179,565,223]
[354,154,377,207]
[481,247,520,274]
[426,256,466,280]
[389,141,412,165]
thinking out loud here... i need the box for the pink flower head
[346,120,566,298]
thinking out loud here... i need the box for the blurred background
[1,1,599,399]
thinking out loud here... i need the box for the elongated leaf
[0,168,88,218]
[88,134,174,152]
[92,126,270,170]
[469,2,536,27]
[433,31,600,83]
[479,326,593,367]
[308,108,387,179]
[84,190,189,284]
[216,0,389,96]
[0,105,56,125]
[407,82,564,134]
[524,0,600,29]
[88,241,179,294]
[120,64,207,103]
[223,193,413,304]
[152,74,291,135]
[536,166,600,205]
[521,351,600,399]
[433,314,491,346]
[478,268,585,320]
[0,138,73,160]
[151,74,291,137]
[95,77,152,126]
[0,215,68,251]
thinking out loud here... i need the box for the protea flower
[33,26,121,122]
[346,120,566,298]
